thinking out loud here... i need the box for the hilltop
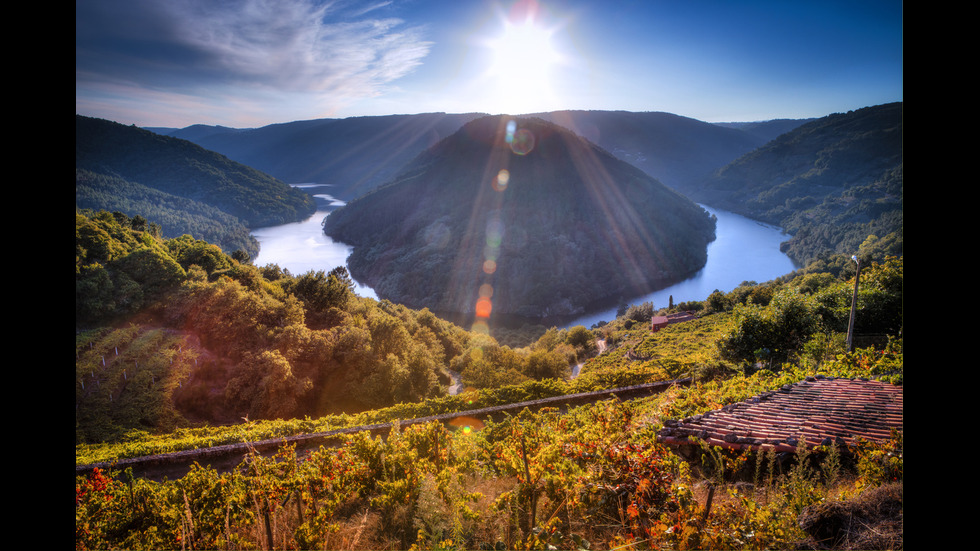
[153,110,810,202]
[531,110,809,193]
[323,115,717,319]
[157,112,485,201]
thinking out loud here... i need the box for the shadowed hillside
[76,115,316,256]
[324,115,717,321]
[535,110,809,193]
[161,112,485,201]
[155,110,811,203]
[689,103,903,264]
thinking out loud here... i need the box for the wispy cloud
[76,0,432,126]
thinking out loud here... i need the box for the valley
[75,103,902,551]
[251,201,795,330]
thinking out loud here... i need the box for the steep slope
[323,115,716,319]
[77,115,316,228]
[163,113,485,201]
[688,102,903,264]
[75,169,259,256]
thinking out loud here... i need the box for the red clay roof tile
[658,376,902,452]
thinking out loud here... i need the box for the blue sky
[76,0,903,128]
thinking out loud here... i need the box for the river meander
[251,184,798,329]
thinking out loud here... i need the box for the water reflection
[251,190,796,327]
[250,184,378,299]
[563,205,798,328]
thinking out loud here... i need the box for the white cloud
[76,0,433,126]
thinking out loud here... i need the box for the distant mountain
[688,103,903,264]
[533,110,810,193]
[76,115,316,256]
[159,113,485,201]
[323,115,717,320]
[713,118,816,143]
[157,110,809,203]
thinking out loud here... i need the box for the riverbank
[252,194,797,330]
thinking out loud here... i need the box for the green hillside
[690,103,903,265]
[76,208,903,550]
[76,115,317,257]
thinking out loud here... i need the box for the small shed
[651,311,698,332]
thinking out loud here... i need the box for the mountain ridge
[153,110,811,201]
[76,115,317,256]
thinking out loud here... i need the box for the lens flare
[493,169,510,191]
[485,10,563,115]
[449,415,485,434]
[475,296,493,317]
[509,127,535,155]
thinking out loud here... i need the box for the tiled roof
[657,376,903,453]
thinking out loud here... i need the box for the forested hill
[153,110,808,202]
[76,115,316,256]
[531,110,810,193]
[688,102,903,265]
[157,112,485,201]
[323,115,717,319]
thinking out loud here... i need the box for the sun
[484,15,563,114]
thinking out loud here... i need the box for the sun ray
[483,7,564,114]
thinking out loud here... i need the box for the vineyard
[76,343,903,550]
[76,378,692,482]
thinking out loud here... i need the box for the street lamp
[845,255,861,352]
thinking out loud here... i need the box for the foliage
[76,169,261,257]
[717,256,903,369]
[718,290,820,368]
[76,210,478,437]
[77,391,903,550]
[691,103,903,266]
[75,228,903,549]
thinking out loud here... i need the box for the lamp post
[845,255,861,352]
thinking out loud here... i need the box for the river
[250,184,379,299]
[251,185,798,328]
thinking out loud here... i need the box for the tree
[225,350,312,419]
[525,348,568,380]
[719,289,820,368]
[232,249,251,264]
[170,238,231,274]
[290,267,355,327]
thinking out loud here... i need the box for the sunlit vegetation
[76,207,902,549]
[77,209,655,447]
[77,343,903,550]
